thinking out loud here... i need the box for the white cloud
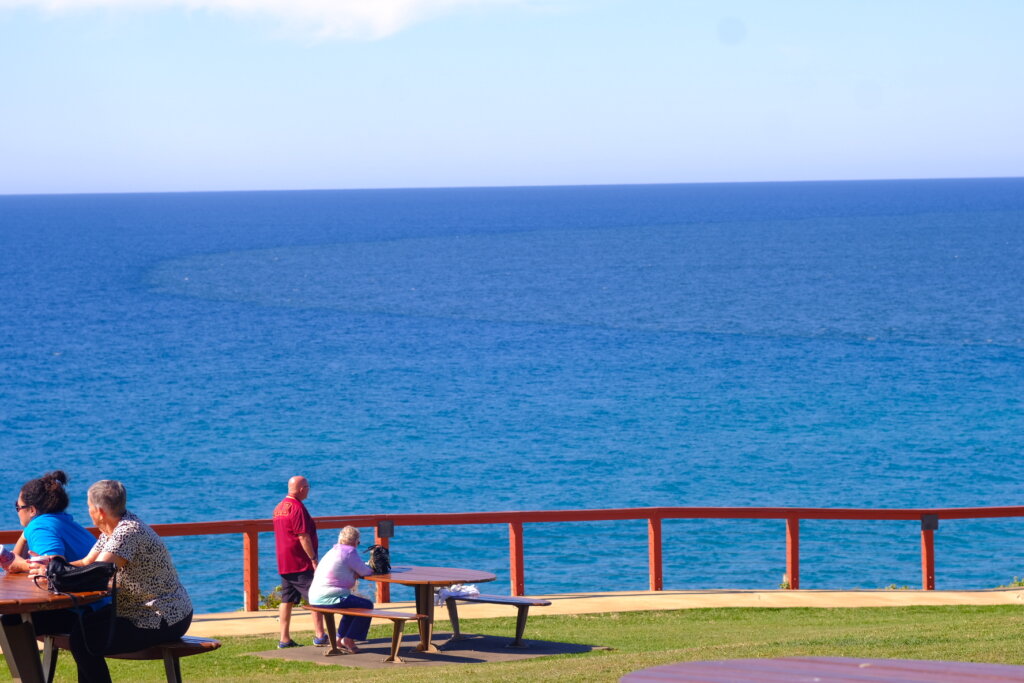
[0,0,526,39]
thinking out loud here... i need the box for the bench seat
[303,605,426,663]
[444,593,552,646]
[39,634,221,683]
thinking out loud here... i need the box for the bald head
[288,476,309,500]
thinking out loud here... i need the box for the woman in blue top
[3,470,95,573]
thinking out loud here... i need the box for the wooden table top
[622,657,1024,682]
[0,572,109,615]
[361,566,497,586]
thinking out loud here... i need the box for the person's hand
[311,558,318,570]
[0,545,14,570]
[26,555,52,574]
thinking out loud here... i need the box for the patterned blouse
[93,510,192,629]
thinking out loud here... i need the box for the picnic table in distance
[363,565,497,652]
[621,657,1024,682]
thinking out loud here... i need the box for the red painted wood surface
[922,528,936,590]
[5,505,1024,548]
[372,532,391,604]
[786,517,800,590]
[622,657,1024,682]
[7,505,1024,611]
[242,528,259,611]
[647,517,663,592]
[509,521,525,596]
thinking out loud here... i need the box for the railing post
[921,515,938,590]
[374,530,391,604]
[243,528,259,611]
[648,517,663,591]
[509,521,525,596]
[786,517,800,590]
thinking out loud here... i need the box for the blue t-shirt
[24,512,96,561]
[24,512,110,610]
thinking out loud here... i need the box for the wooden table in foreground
[363,566,496,652]
[621,657,1024,682]
[0,572,109,683]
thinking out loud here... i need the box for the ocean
[2,179,1023,612]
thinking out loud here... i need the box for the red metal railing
[4,506,1023,611]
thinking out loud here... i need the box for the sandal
[338,637,361,654]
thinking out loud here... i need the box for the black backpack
[367,544,391,574]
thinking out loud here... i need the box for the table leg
[0,614,46,683]
[413,585,439,652]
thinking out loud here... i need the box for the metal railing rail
[5,505,1024,610]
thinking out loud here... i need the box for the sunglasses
[14,504,31,511]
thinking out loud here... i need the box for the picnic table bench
[39,634,221,683]
[444,593,552,646]
[303,604,427,663]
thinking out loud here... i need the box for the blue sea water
[2,179,1024,612]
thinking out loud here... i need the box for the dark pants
[315,594,374,640]
[28,605,192,683]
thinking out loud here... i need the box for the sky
[0,0,1022,194]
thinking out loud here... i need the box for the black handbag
[35,557,118,657]
[367,544,391,574]
[37,557,117,594]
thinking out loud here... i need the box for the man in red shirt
[273,475,327,647]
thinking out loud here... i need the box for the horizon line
[2,174,1023,199]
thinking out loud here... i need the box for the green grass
[9,606,1024,682]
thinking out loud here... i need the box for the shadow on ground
[250,632,599,670]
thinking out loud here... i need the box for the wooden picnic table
[362,565,496,652]
[621,656,1024,682]
[0,572,109,683]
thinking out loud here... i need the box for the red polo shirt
[273,495,318,575]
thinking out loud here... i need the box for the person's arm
[70,546,103,567]
[345,549,373,577]
[37,547,121,569]
[6,555,34,573]
[93,551,127,569]
[296,534,318,569]
[9,529,66,573]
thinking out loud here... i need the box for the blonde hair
[338,526,360,546]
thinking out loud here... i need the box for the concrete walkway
[187,588,1024,638]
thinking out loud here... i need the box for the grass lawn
[10,605,1024,682]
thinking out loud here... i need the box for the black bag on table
[34,557,118,657]
[37,557,116,594]
[367,544,391,574]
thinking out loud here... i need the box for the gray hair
[338,526,360,546]
[88,480,127,517]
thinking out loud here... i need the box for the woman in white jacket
[308,525,374,653]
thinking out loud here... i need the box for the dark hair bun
[21,470,71,515]
[43,470,69,489]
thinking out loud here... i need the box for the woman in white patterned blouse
[30,480,193,683]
